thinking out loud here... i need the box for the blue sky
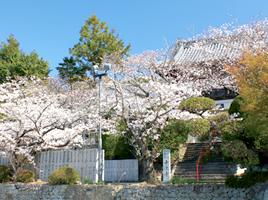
[1,0,268,76]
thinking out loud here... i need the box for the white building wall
[214,99,234,109]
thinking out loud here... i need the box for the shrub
[0,165,12,183]
[225,175,241,188]
[102,134,134,160]
[48,166,81,185]
[17,170,35,183]
[225,171,268,188]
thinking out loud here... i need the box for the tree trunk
[10,154,29,180]
[139,149,157,183]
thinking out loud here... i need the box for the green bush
[179,97,216,113]
[17,170,35,183]
[102,134,134,160]
[157,119,188,163]
[0,165,12,183]
[225,171,268,188]
[48,166,81,185]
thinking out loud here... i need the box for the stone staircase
[174,142,236,182]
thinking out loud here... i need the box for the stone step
[175,170,233,176]
[173,142,236,182]
[175,166,234,172]
[177,174,229,179]
[176,162,235,167]
[178,172,229,176]
[176,168,234,172]
[176,170,233,175]
[181,157,223,162]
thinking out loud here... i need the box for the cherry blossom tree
[0,77,114,178]
[104,50,207,182]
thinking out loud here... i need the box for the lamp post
[92,63,111,182]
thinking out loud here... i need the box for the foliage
[210,112,243,137]
[48,166,81,185]
[225,174,241,188]
[157,119,189,162]
[97,181,104,185]
[225,171,268,188]
[228,95,245,118]
[0,165,12,183]
[178,97,242,142]
[17,170,35,183]
[68,14,131,74]
[84,176,93,184]
[179,97,216,115]
[225,49,268,166]
[179,96,252,166]
[226,50,268,119]
[185,118,211,137]
[198,150,218,165]
[221,141,259,167]
[0,35,50,83]
[160,119,188,147]
[171,177,188,184]
[56,56,87,84]
[102,134,134,160]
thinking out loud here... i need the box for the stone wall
[0,182,268,200]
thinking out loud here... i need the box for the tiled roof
[173,39,245,65]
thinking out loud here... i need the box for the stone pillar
[163,149,170,182]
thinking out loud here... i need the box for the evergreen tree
[0,35,50,82]
[56,56,87,84]
[68,14,131,74]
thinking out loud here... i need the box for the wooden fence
[105,159,138,182]
[32,148,102,182]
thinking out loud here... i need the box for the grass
[84,176,93,184]
[171,177,224,185]
[97,181,104,185]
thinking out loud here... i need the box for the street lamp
[92,63,111,182]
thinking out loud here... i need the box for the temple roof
[172,38,245,65]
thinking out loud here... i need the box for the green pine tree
[0,35,50,82]
[56,56,87,84]
[68,14,131,74]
